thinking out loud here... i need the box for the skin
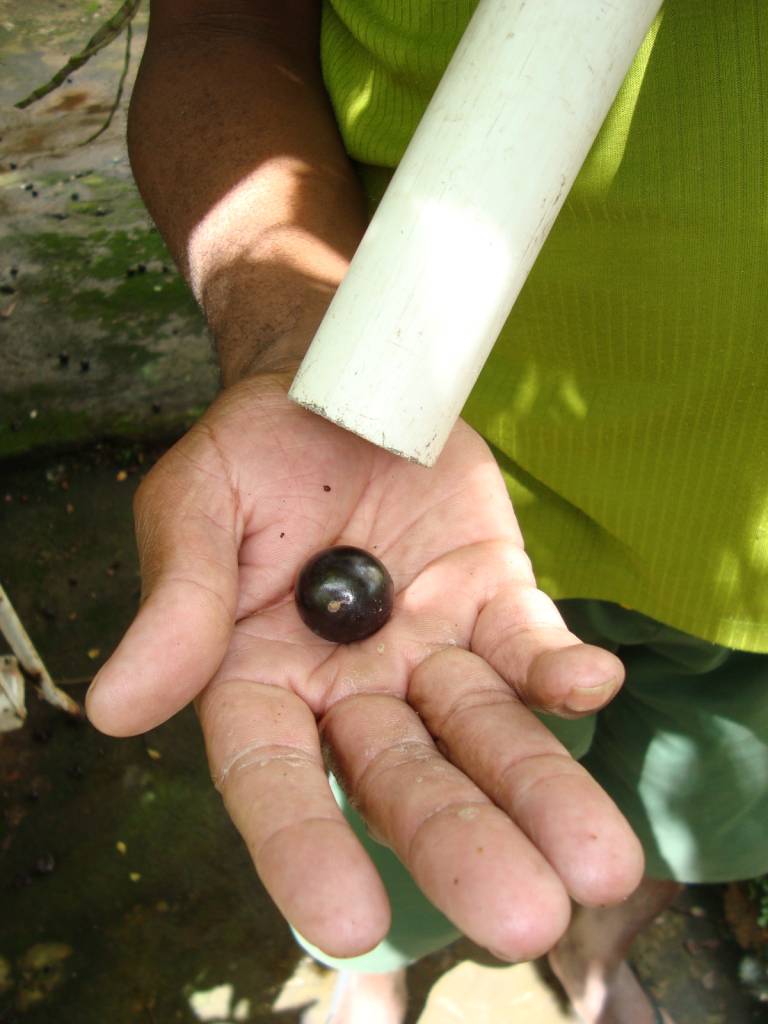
[549,878,682,1024]
[86,0,644,966]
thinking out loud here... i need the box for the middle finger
[321,691,572,962]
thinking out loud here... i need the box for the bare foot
[547,877,681,1024]
[548,950,672,1024]
[325,968,407,1024]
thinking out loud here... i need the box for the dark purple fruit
[295,546,394,644]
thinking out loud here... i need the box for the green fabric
[553,601,768,884]
[321,0,768,651]
[292,601,768,971]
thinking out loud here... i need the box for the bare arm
[128,0,368,381]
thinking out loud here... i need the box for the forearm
[128,0,368,383]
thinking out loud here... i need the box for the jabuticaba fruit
[294,546,394,643]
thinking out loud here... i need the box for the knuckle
[216,741,317,792]
[491,539,534,581]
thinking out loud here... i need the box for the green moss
[0,402,197,459]
[15,226,200,330]
[1,161,214,460]
[0,408,95,458]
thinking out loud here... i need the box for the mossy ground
[1,1,217,460]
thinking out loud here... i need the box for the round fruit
[294,546,394,643]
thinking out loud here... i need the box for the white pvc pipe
[290,0,662,466]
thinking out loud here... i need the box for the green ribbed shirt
[320,0,768,652]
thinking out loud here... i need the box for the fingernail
[566,679,619,714]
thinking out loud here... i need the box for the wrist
[201,231,353,388]
[216,310,325,388]
[217,332,308,388]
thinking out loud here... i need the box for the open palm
[87,374,643,961]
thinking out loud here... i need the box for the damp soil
[0,441,308,1024]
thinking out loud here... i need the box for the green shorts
[295,600,768,972]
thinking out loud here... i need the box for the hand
[86,373,643,961]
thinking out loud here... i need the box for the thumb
[86,444,239,736]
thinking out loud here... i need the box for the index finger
[321,692,573,962]
[197,672,391,959]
